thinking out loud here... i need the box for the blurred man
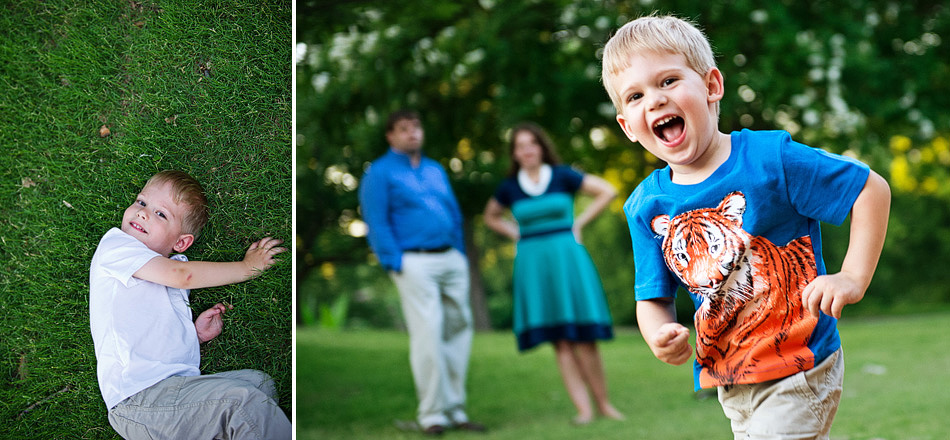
[359,109,485,436]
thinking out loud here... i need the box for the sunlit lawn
[297,312,950,440]
[0,1,291,437]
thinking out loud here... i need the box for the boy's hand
[195,303,234,343]
[802,272,865,319]
[243,237,287,276]
[651,322,692,365]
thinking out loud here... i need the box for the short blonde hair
[601,14,717,112]
[144,170,209,237]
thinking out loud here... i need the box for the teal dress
[494,166,613,351]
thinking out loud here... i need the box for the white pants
[390,249,473,428]
[718,348,844,440]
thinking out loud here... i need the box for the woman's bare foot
[599,404,625,421]
[571,413,594,425]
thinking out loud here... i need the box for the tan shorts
[717,348,844,440]
[108,369,291,440]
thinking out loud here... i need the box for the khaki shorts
[717,348,844,440]
[108,369,291,440]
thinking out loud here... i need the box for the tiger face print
[651,191,819,387]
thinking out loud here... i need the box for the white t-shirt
[89,228,201,409]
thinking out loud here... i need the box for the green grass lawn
[297,312,950,440]
[0,1,291,438]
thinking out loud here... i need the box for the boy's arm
[802,170,891,318]
[134,237,286,290]
[637,298,692,365]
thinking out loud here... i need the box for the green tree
[297,0,950,329]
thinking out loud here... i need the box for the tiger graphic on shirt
[651,191,819,387]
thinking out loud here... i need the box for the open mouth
[653,115,685,143]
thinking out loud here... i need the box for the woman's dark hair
[506,122,561,177]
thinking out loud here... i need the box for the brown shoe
[455,421,487,432]
[422,424,446,436]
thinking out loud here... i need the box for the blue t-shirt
[625,129,869,390]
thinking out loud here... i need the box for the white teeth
[653,116,676,128]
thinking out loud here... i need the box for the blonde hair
[601,14,717,112]
[144,170,209,237]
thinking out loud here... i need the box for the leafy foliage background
[297,0,950,329]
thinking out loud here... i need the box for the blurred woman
[483,122,624,424]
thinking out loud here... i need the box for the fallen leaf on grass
[17,354,28,381]
[21,177,37,188]
[99,125,111,137]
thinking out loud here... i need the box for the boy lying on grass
[89,170,290,439]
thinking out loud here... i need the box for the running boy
[89,170,291,439]
[601,15,890,438]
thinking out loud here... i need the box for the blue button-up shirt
[358,148,465,271]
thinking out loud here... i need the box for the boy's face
[121,181,195,257]
[386,118,424,155]
[612,50,725,177]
